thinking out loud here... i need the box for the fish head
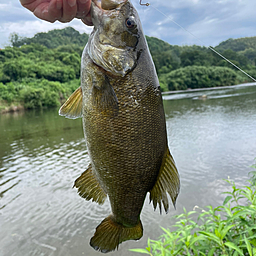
[88,0,143,77]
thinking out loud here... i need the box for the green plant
[131,167,256,255]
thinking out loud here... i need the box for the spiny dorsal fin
[90,215,143,253]
[150,148,180,213]
[74,164,107,205]
[59,87,83,119]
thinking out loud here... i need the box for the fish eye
[125,18,136,29]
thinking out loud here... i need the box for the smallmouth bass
[59,0,180,252]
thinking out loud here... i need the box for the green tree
[11,27,89,49]
[160,66,240,91]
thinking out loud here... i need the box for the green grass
[131,163,256,256]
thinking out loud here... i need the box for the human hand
[20,0,92,25]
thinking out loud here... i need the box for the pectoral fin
[91,75,119,116]
[150,148,180,213]
[74,164,107,205]
[59,87,83,119]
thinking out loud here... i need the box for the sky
[1,0,256,48]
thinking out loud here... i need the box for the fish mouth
[92,0,127,10]
[90,0,128,27]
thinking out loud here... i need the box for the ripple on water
[0,135,114,255]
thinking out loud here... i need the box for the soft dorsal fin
[59,87,83,119]
[150,148,180,213]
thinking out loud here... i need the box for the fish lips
[92,0,127,10]
[91,0,128,25]
[88,0,139,77]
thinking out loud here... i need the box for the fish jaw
[90,0,128,33]
[88,0,141,77]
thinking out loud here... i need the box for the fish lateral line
[146,3,256,82]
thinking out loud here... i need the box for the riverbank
[0,102,24,114]
[1,82,256,115]
[162,81,256,95]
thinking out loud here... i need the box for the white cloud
[0,4,9,9]
[144,0,201,9]
[134,0,256,46]
[0,0,93,47]
[0,19,93,48]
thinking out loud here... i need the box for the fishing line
[140,2,256,82]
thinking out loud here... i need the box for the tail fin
[90,215,143,253]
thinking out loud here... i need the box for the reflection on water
[1,84,256,255]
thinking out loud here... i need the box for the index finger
[76,0,91,19]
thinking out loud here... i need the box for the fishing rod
[139,0,256,82]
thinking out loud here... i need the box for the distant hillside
[216,37,256,52]
[215,37,256,63]
[10,27,89,49]
[9,27,256,69]
[5,27,256,80]
[1,27,256,113]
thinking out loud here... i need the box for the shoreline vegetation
[1,27,256,114]
[1,82,255,115]
[131,165,256,255]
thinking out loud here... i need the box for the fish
[59,0,180,253]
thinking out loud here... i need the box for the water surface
[1,83,256,256]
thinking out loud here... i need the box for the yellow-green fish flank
[59,0,180,253]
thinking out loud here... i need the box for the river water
[1,83,256,256]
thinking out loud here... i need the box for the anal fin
[59,87,83,119]
[150,148,180,213]
[90,215,143,253]
[74,164,107,205]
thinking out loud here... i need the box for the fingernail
[56,0,62,9]
[68,0,76,7]
[79,0,89,3]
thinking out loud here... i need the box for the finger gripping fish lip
[92,0,128,10]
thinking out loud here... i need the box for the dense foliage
[216,37,256,54]
[0,79,80,111]
[1,27,256,111]
[9,27,89,49]
[131,166,256,256]
[159,66,240,91]
[147,36,256,91]
[0,43,83,83]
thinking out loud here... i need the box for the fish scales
[83,57,166,225]
[59,0,180,253]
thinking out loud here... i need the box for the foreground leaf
[224,242,244,255]
[129,249,152,254]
